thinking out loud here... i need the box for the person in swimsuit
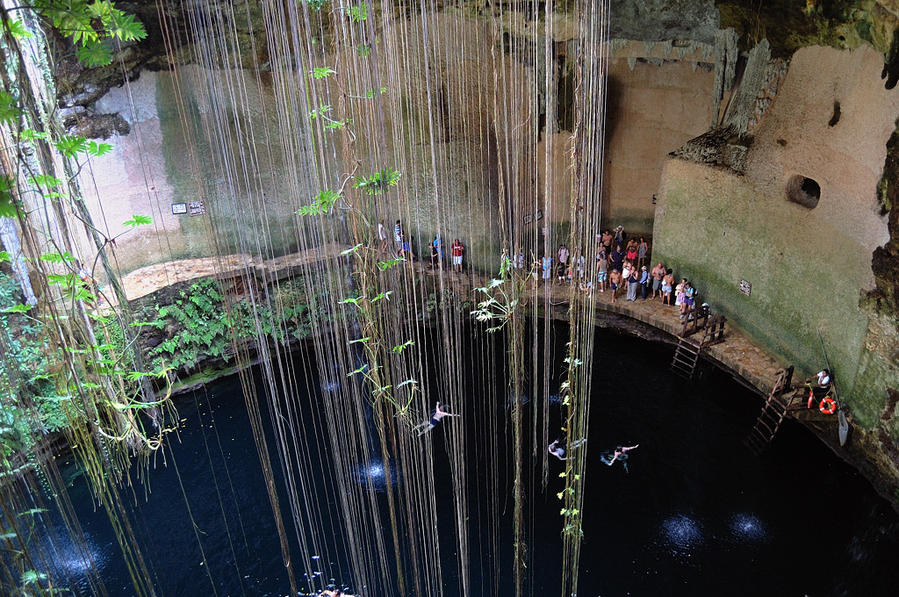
[596,249,608,292]
[662,271,674,305]
[600,444,639,472]
[650,262,665,299]
[609,269,621,303]
[548,438,586,461]
[414,402,460,436]
[637,237,648,270]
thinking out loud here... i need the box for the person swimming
[600,444,639,472]
[548,438,586,461]
[413,402,460,436]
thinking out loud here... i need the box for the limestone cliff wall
[653,44,899,446]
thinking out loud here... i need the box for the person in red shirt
[451,238,464,272]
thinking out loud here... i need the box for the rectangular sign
[739,279,751,296]
[188,200,206,216]
[171,202,187,215]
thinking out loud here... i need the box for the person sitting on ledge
[806,368,832,409]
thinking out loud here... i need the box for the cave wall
[653,45,899,423]
[78,67,311,274]
[602,44,718,236]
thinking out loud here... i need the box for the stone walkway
[113,248,789,395]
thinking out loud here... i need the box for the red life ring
[819,396,837,415]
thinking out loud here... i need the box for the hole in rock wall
[828,101,841,127]
[786,175,821,208]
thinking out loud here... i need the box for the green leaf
[0,91,18,124]
[19,129,48,141]
[40,251,75,264]
[27,174,63,188]
[353,167,401,195]
[324,119,349,130]
[87,141,113,156]
[377,257,405,271]
[21,569,47,586]
[54,135,88,158]
[2,304,32,314]
[349,2,368,22]
[391,340,415,353]
[348,336,371,344]
[0,251,10,262]
[364,87,387,98]
[7,20,32,39]
[340,243,363,256]
[76,40,113,68]
[310,66,336,79]
[296,189,339,216]
[0,175,19,218]
[309,104,332,120]
[123,214,153,228]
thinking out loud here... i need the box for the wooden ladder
[745,366,795,455]
[670,336,702,379]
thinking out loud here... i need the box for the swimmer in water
[413,402,459,436]
[600,444,639,472]
[548,438,586,461]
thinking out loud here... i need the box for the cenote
[40,325,899,596]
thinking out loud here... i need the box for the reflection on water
[661,514,703,550]
[729,513,766,542]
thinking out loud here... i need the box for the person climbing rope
[413,402,460,436]
[600,444,639,472]
[548,437,586,461]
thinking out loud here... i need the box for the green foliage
[309,104,332,120]
[7,19,32,39]
[356,43,371,57]
[353,167,401,195]
[123,214,153,228]
[305,0,328,10]
[0,252,10,262]
[349,2,368,22]
[364,87,387,98]
[0,175,20,218]
[310,66,336,79]
[0,91,19,124]
[296,189,340,216]
[0,273,75,457]
[324,119,350,130]
[28,174,62,188]
[54,135,88,158]
[33,0,147,66]
[76,40,112,68]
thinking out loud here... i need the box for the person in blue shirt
[639,266,650,299]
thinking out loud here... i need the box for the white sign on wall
[739,279,751,296]
[171,202,187,215]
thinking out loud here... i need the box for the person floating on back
[413,402,460,436]
[548,437,587,461]
[600,444,639,472]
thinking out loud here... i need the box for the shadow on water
[37,321,899,596]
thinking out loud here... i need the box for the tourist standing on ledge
[662,270,674,305]
[542,254,553,285]
[639,266,649,299]
[451,238,464,273]
[596,248,608,292]
[609,269,621,303]
[650,262,665,299]
[637,237,649,270]
[394,219,403,253]
[611,244,624,273]
[378,219,388,254]
[626,266,639,301]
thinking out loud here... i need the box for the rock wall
[653,44,899,434]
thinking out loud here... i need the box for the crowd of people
[379,219,466,272]
[377,220,703,320]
